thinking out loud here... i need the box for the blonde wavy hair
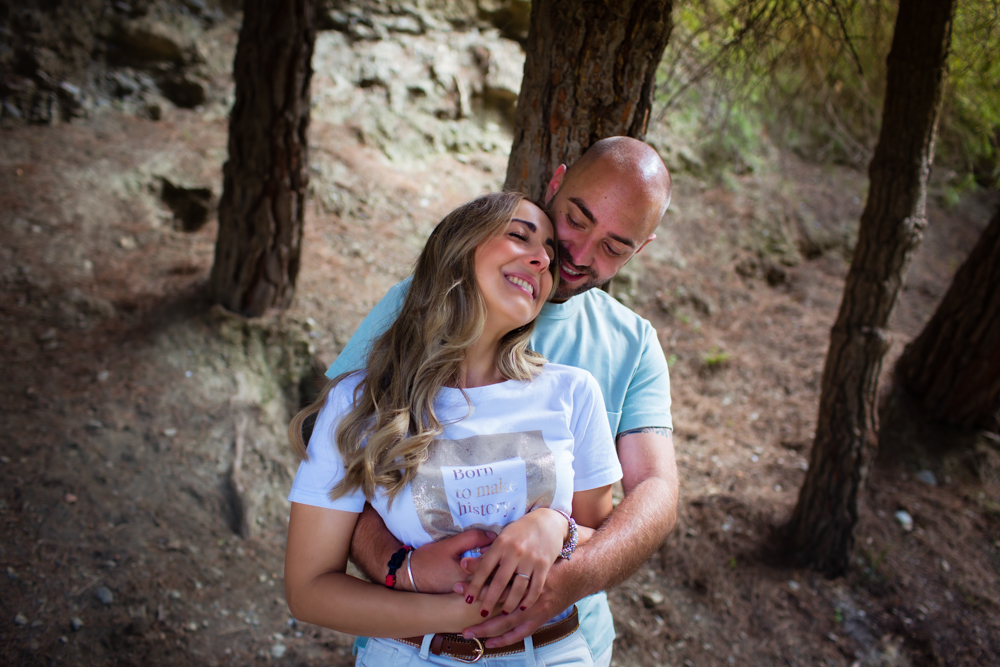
[289,191,557,503]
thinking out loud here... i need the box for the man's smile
[557,245,596,283]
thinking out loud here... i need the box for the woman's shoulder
[536,363,600,392]
[324,370,367,410]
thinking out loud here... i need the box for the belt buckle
[451,637,485,663]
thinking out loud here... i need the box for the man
[325,136,678,664]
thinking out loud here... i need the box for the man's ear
[635,233,656,255]
[544,164,568,206]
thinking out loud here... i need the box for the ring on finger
[515,572,531,580]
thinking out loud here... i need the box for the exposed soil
[2,7,999,667]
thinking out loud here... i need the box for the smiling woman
[474,200,557,356]
[284,192,620,665]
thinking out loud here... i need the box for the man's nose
[568,236,598,268]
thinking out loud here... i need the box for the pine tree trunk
[785,0,956,576]
[504,0,673,201]
[209,0,316,317]
[894,206,1000,432]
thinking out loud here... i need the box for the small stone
[65,493,78,504]
[185,621,199,632]
[641,590,664,608]
[787,580,800,591]
[915,470,937,486]
[96,586,114,605]
[894,510,914,532]
[163,428,178,438]
[258,573,269,583]
[118,236,136,249]
[7,567,17,580]
[87,420,104,429]
[270,643,287,659]
[96,370,110,382]
[940,559,951,572]
[14,613,28,625]
[59,635,68,643]
[71,617,84,631]
[30,620,43,628]
[38,328,58,342]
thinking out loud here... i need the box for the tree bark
[785,0,956,576]
[893,205,1000,432]
[209,0,316,317]
[504,0,673,201]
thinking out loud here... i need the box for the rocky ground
[2,1,999,665]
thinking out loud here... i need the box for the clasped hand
[407,509,567,620]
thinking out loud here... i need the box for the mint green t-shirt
[326,277,673,657]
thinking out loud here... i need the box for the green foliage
[654,0,1000,187]
[703,345,730,368]
[941,2,1000,187]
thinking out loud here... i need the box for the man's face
[544,164,657,301]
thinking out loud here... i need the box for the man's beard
[553,243,603,300]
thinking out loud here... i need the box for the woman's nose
[529,246,551,270]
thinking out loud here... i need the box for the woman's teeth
[506,276,535,297]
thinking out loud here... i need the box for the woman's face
[473,200,556,336]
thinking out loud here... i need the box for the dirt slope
[2,8,999,667]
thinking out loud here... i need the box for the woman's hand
[439,588,509,633]
[462,509,567,619]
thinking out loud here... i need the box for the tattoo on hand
[617,427,672,439]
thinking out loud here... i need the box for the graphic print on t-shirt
[411,431,555,540]
[443,458,527,529]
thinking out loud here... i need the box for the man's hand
[405,529,496,593]
[349,501,497,594]
[455,557,582,648]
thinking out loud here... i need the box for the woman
[285,192,621,665]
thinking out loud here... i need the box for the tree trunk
[209,0,316,317]
[785,0,956,576]
[504,0,673,201]
[894,205,1000,432]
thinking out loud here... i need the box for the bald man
[321,137,678,666]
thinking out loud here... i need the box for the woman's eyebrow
[511,218,536,231]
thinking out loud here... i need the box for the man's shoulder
[577,289,656,334]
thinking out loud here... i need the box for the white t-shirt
[288,364,622,548]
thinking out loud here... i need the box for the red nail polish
[502,611,509,615]
[466,596,474,604]
[520,606,526,611]
[481,610,488,617]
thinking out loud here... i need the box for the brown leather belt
[395,606,579,663]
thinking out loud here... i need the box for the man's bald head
[543,137,672,300]
[563,137,672,237]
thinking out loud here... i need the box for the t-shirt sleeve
[569,372,623,491]
[326,277,412,379]
[618,322,673,433]
[287,375,367,512]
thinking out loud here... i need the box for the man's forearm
[560,472,677,598]
[349,503,404,584]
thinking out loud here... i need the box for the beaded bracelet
[384,546,413,588]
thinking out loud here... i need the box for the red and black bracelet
[384,546,413,588]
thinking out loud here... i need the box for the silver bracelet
[405,549,420,593]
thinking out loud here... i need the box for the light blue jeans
[355,628,596,667]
